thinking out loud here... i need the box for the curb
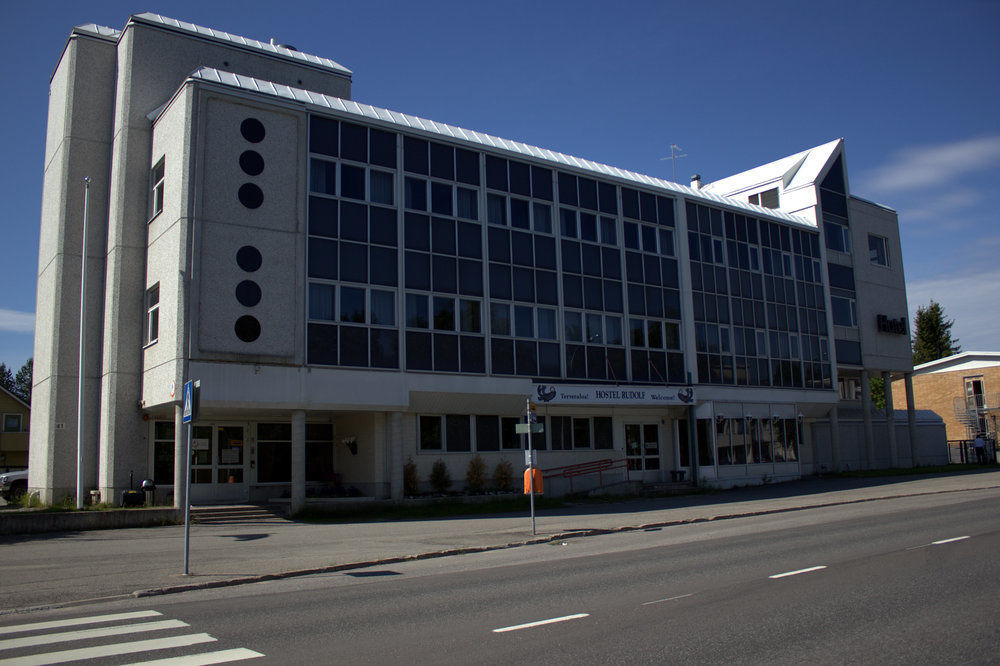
[132,483,1000,599]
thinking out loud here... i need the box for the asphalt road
[1,491,996,664]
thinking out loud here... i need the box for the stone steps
[190,504,290,525]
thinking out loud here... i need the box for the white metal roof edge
[912,351,1000,373]
[72,23,122,41]
[190,67,817,229]
[129,13,353,77]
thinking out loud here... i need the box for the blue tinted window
[340,202,367,242]
[310,159,336,195]
[510,198,530,229]
[406,293,428,328]
[432,255,457,293]
[534,235,556,270]
[511,231,533,266]
[341,123,367,162]
[457,222,481,258]
[578,178,598,211]
[558,172,577,206]
[405,251,430,290]
[458,259,483,296]
[563,275,582,308]
[308,238,337,280]
[430,143,454,180]
[340,286,365,322]
[309,116,338,157]
[485,155,507,191]
[371,329,398,368]
[455,148,479,185]
[309,196,337,238]
[432,218,456,255]
[561,240,581,274]
[340,242,368,283]
[369,247,397,286]
[369,129,396,168]
[404,213,429,250]
[509,161,531,197]
[405,177,427,211]
[404,136,428,174]
[370,207,396,246]
[489,263,511,299]
[431,182,452,216]
[531,166,553,201]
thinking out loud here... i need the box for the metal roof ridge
[188,67,816,228]
[128,12,353,77]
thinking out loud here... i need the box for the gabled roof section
[703,138,843,197]
[128,13,352,77]
[913,351,1000,375]
[0,384,30,410]
[188,67,816,229]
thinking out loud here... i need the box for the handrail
[541,457,629,493]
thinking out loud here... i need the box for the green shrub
[465,455,488,493]
[429,459,452,494]
[403,457,420,496]
[492,459,514,492]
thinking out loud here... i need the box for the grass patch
[826,463,997,478]
[294,496,567,523]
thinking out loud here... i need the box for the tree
[13,358,32,404]
[869,376,886,410]
[911,300,960,366]
[0,363,13,395]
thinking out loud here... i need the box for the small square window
[3,414,22,433]
[869,234,889,267]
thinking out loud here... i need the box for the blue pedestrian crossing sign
[182,380,200,423]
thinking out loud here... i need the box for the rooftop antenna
[660,143,687,182]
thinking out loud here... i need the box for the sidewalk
[2,469,999,614]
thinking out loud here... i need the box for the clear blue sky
[1,0,998,372]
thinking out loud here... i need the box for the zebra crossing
[0,609,262,665]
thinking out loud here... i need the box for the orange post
[523,468,543,494]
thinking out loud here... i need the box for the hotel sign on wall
[532,384,695,406]
[876,314,907,335]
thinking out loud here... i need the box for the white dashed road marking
[642,594,693,606]
[493,613,590,633]
[769,565,827,579]
[932,536,970,545]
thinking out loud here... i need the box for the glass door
[189,424,249,503]
[625,424,661,481]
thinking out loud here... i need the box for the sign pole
[526,397,535,536]
[182,379,199,575]
[183,420,192,575]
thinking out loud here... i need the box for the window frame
[2,413,22,433]
[150,157,165,220]
[868,234,890,267]
[144,283,160,347]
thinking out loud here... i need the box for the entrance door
[190,424,249,503]
[625,424,661,481]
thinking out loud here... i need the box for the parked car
[0,469,28,502]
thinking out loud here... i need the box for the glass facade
[306,113,833,388]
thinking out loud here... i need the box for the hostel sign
[532,384,695,406]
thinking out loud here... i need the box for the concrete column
[905,373,919,467]
[173,405,185,508]
[389,412,404,500]
[860,370,875,469]
[291,410,306,515]
[883,371,898,468]
[829,407,841,472]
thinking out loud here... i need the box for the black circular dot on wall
[235,280,262,307]
[234,315,261,342]
[238,183,264,209]
[240,118,265,143]
[239,150,265,176]
[236,245,262,272]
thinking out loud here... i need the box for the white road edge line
[123,648,265,665]
[493,613,589,633]
[769,565,827,579]
[642,594,693,606]
[0,611,162,636]
[932,536,970,545]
